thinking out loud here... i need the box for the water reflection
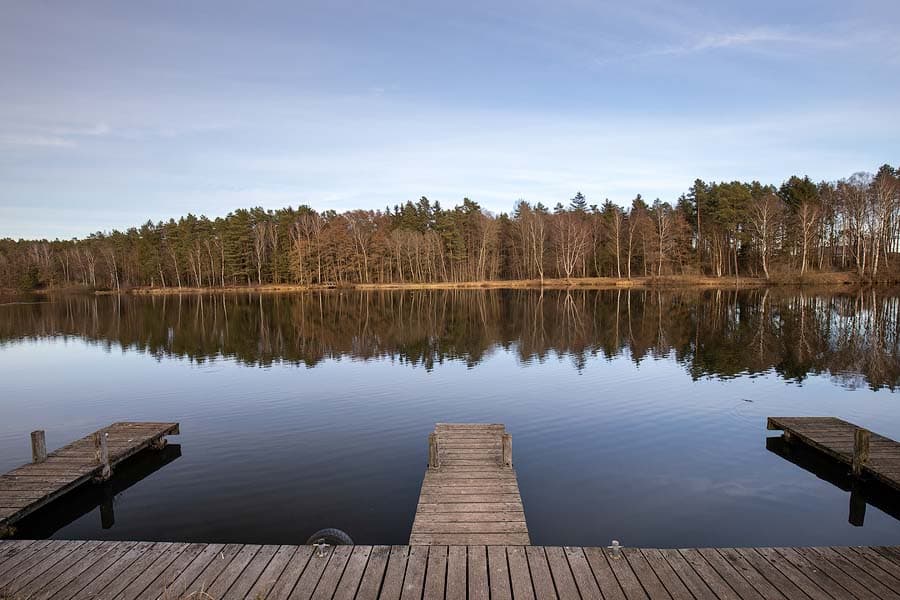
[766,436,900,526]
[11,444,182,539]
[2,288,899,390]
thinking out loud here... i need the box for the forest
[1,164,898,291]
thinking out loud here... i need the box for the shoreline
[34,271,897,295]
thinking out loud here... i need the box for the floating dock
[767,416,900,492]
[410,423,529,546]
[2,539,900,599]
[0,422,180,534]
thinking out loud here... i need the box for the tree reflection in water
[1,288,899,390]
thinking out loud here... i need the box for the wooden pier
[2,539,900,599]
[0,422,180,535]
[767,417,900,492]
[410,424,529,546]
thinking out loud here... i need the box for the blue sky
[1,0,898,239]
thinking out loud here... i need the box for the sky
[1,0,899,240]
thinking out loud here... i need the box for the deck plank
[333,545,373,600]
[356,545,392,600]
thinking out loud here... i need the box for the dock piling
[30,430,47,463]
[501,433,512,467]
[428,432,440,469]
[93,430,112,481]
[852,427,870,477]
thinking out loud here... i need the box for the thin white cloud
[597,26,847,64]
[0,134,74,148]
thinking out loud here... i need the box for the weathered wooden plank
[12,540,101,598]
[413,512,527,523]
[467,546,490,600]
[639,548,693,600]
[116,542,190,600]
[311,544,354,600]
[486,546,512,600]
[36,541,121,600]
[399,545,428,600]
[565,546,603,600]
[622,547,672,599]
[777,547,877,600]
[745,547,831,600]
[418,494,523,504]
[416,502,524,513]
[823,547,900,598]
[444,546,467,600]
[136,542,209,600]
[332,545,372,600]
[0,539,48,577]
[66,541,154,600]
[47,541,140,600]
[283,544,333,600]
[222,544,279,600]
[378,545,410,600]
[177,543,243,598]
[144,542,223,600]
[93,542,174,599]
[525,546,557,600]
[266,544,314,600]
[354,545,391,600]
[410,533,530,546]
[411,522,529,534]
[603,547,649,600]
[873,546,900,569]
[243,545,299,600]
[841,546,900,591]
[506,546,535,600]
[0,540,85,590]
[656,549,722,600]
[423,545,447,600]
[681,548,761,600]
[703,548,783,599]
[545,546,581,599]
[732,548,807,598]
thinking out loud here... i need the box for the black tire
[306,528,354,545]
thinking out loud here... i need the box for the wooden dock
[3,539,900,599]
[410,424,529,546]
[767,416,900,492]
[0,422,180,534]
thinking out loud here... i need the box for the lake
[1,288,899,548]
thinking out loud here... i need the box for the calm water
[1,288,899,548]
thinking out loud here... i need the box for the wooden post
[501,433,512,468]
[31,430,47,463]
[94,431,111,481]
[852,428,870,477]
[428,433,440,469]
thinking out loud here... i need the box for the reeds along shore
[89,271,890,295]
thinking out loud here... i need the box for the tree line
[2,163,898,291]
[3,289,898,390]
